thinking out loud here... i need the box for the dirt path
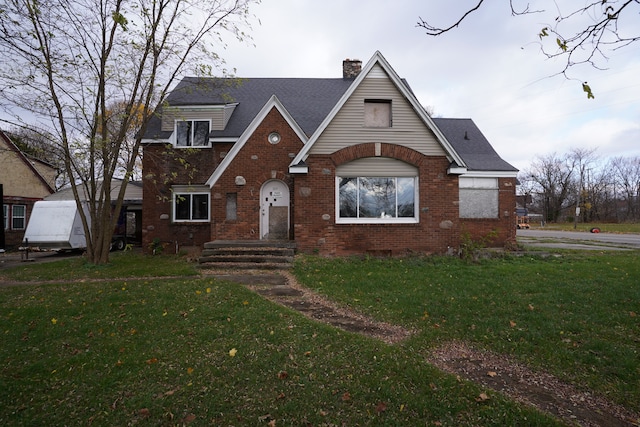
[206,269,640,427]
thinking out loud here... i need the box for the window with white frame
[12,205,26,230]
[337,176,417,223]
[173,191,209,222]
[459,177,499,218]
[3,205,7,230]
[175,120,210,147]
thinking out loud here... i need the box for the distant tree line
[518,148,640,223]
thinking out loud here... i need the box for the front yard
[0,250,638,426]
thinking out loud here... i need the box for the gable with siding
[310,64,446,157]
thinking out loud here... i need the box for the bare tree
[523,152,577,222]
[609,156,640,221]
[418,0,640,98]
[0,0,257,264]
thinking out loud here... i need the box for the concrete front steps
[198,240,296,270]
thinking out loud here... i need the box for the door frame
[259,179,290,240]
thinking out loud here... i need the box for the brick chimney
[342,59,362,79]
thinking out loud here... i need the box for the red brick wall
[142,121,517,256]
[459,177,518,247]
[210,108,302,241]
[141,143,219,253]
[293,143,463,256]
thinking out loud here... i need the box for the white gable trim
[206,95,307,187]
[289,51,467,170]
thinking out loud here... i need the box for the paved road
[517,229,640,250]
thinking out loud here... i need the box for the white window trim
[173,119,212,148]
[335,176,419,224]
[11,204,26,230]
[172,191,210,223]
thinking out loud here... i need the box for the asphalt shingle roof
[144,77,354,139]
[144,77,517,173]
[433,118,518,172]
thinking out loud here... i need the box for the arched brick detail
[252,171,293,188]
[330,143,424,167]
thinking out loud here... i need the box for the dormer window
[176,120,210,147]
[364,99,391,128]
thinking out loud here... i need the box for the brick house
[141,51,518,256]
[1,130,56,250]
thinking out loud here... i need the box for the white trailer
[22,200,89,251]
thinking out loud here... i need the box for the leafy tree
[0,0,257,264]
[418,0,640,98]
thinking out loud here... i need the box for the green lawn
[1,251,638,426]
[530,222,640,233]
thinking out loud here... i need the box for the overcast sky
[220,0,640,172]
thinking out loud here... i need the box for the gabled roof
[0,130,55,195]
[433,118,518,174]
[143,51,517,176]
[143,77,353,140]
[290,51,467,170]
[205,95,307,187]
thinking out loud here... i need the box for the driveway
[517,229,640,251]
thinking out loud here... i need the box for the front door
[260,180,290,240]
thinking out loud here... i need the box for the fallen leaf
[277,371,288,380]
[276,392,286,400]
[187,367,194,375]
[146,357,158,365]
[528,304,535,311]
[138,408,150,417]
[375,401,387,414]
[487,371,497,377]
[51,318,57,325]
[268,420,276,427]
[341,391,351,402]
[182,413,196,424]
[476,392,490,402]
[509,320,517,328]
[229,348,237,357]
[631,312,637,317]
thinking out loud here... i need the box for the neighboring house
[42,179,144,246]
[0,130,56,249]
[141,51,518,256]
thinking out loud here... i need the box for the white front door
[260,180,290,240]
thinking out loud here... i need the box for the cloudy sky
[221,0,640,172]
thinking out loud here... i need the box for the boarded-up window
[459,177,499,218]
[226,193,237,221]
[364,99,391,127]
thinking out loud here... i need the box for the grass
[1,250,638,425]
[529,222,640,233]
[294,252,640,412]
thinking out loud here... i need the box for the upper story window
[364,99,391,128]
[176,120,210,147]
